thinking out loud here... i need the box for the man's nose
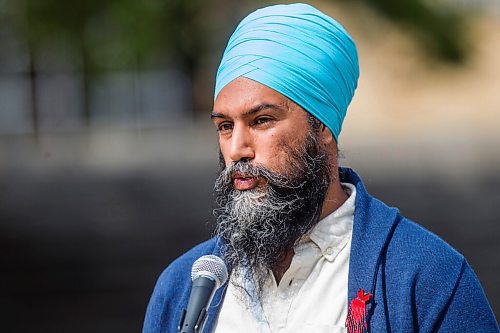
[228,125,255,162]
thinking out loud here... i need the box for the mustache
[215,160,292,193]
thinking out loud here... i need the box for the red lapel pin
[346,288,372,333]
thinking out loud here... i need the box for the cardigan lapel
[341,168,400,327]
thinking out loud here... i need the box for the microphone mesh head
[191,255,228,288]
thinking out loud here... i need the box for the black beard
[213,130,331,300]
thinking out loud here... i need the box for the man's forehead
[212,77,293,115]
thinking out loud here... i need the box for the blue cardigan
[143,168,499,332]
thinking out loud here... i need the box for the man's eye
[254,117,272,125]
[217,123,233,132]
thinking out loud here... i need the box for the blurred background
[0,0,499,331]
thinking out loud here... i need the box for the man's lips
[232,174,259,190]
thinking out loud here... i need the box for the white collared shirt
[213,183,356,333]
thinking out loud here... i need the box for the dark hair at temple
[306,113,322,133]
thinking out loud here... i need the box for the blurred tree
[0,0,44,138]
[153,0,241,114]
[1,0,114,132]
[1,0,170,130]
[351,0,468,63]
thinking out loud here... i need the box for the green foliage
[354,0,469,63]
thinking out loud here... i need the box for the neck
[320,175,348,220]
[272,168,348,284]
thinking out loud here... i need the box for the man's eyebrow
[210,103,285,120]
[243,103,285,116]
[210,112,225,119]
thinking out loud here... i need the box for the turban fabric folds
[214,3,359,142]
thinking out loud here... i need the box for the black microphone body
[178,255,228,333]
[179,276,217,333]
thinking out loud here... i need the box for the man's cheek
[263,153,292,176]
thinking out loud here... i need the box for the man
[144,3,498,332]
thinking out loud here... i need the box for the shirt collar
[304,182,356,262]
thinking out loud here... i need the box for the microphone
[178,255,228,333]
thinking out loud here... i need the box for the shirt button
[326,247,334,255]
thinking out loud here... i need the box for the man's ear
[320,124,334,145]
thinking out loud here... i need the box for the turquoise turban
[214,3,359,142]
